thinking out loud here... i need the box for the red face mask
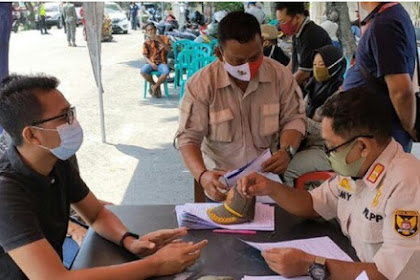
[280,18,298,36]
[249,55,264,79]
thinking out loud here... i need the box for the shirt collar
[215,58,272,90]
[7,146,56,189]
[362,138,400,190]
[296,17,311,38]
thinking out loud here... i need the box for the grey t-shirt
[0,148,89,279]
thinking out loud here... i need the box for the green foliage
[213,2,244,12]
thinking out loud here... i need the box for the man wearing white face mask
[0,74,207,280]
[175,11,306,202]
[237,86,420,280]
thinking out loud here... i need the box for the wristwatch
[119,231,139,249]
[308,256,329,280]
[281,145,296,159]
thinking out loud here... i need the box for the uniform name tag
[363,207,383,223]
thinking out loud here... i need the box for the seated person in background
[0,74,207,280]
[283,45,346,187]
[175,11,306,202]
[275,2,332,87]
[321,10,341,49]
[238,86,420,280]
[261,24,290,67]
[194,22,218,44]
[141,23,171,98]
[246,2,266,24]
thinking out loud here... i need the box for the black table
[72,205,358,279]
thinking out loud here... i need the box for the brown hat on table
[207,185,256,225]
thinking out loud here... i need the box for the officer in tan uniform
[238,86,420,280]
[175,11,306,202]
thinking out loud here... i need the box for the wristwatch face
[309,264,327,280]
[289,146,296,156]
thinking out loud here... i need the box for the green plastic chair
[172,40,193,88]
[176,50,209,100]
[143,71,169,99]
[184,42,213,56]
[208,39,219,52]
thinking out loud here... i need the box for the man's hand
[150,240,208,276]
[262,248,315,278]
[127,227,188,257]
[200,170,228,201]
[237,172,276,198]
[151,63,158,71]
[262,149,291,174]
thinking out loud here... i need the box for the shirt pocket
[209,108,234,143]
[361,219,384,244]
[260,104,280,137]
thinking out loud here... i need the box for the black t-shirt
[0,147,89,279]
[292,20,332,73]
[263,45,291,67]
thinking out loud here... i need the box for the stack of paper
[175,203,275,231]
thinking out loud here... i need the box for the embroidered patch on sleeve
[394,210,419,238]
[339,178,353,192]
[367,164,385,184]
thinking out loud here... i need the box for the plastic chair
[143,71,169,99]
[194,55,217,72]
[208,39,219,52]
[172,40,193,88]
[295,171,336,190]
[176,50,208,100]
[184,42,213,56]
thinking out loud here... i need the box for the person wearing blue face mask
[0,74,207,280]
[175,11,306,202]
[238,86,420,280]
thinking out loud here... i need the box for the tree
[213,2,244,13]
[24,2,36,29]
[325,2,357,59]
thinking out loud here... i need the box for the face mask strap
[327,56,344,70]
[31,126,58,132]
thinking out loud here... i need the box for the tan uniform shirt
[175,58,306,171]
[310,139,420,279]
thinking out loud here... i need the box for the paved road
[9,27,194,205]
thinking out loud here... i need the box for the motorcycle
[11,11,20,33]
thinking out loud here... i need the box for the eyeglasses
[324,135,374,156]
[31,106,76,126]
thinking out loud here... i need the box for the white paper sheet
[175,203,275,231]
[242,236,353,262]
[224,149,273,188]
[355,271,369,280]
[242,276,310,280]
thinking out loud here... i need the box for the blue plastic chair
[172,40,193,88]
[143,71,169,99]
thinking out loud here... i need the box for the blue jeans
[140,63,170,75]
